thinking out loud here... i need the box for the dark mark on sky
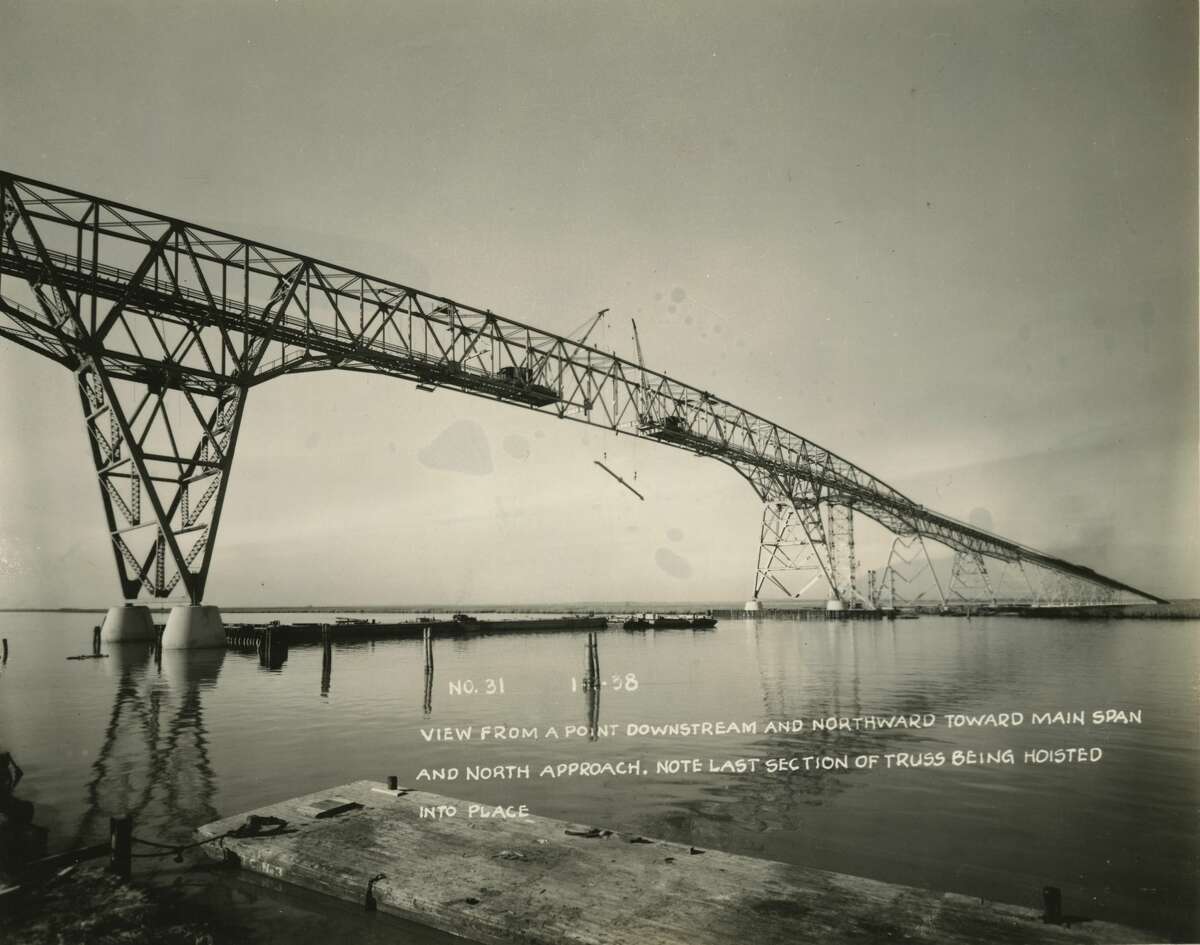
[418,420,493,476]
[503,435,531,461]
[655,547,692,580]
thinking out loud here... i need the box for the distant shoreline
[2,600,1197,619]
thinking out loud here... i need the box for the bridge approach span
[0,172,1166,612]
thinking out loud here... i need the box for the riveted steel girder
[0,171,1168,606]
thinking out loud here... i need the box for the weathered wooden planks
[198,781,1154,945]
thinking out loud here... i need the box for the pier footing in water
[99,604,156,642]
[161,605,225,649]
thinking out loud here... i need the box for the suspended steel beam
[593,461,645,501]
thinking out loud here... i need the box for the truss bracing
[0,171,1168,607]
[825,503,859,606]
[753,500,831,600]
[878,534,946,609]
[948,550,996,606]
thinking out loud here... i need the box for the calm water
[1,610,1197,941]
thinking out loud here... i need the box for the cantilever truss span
[0,172,1166,607]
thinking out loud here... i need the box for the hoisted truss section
[0,171,1169,607]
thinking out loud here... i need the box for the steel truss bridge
[0,172,1166,610]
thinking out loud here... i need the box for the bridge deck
[197,780,1153,945]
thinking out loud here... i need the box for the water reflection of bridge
[648,619,1029,856]
[73,644,223,848]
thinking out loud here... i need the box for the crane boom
[576,308,608,347]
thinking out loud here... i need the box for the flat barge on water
[224,613,606,648]
[622,613,717,630]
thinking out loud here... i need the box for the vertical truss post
[746,469,838,604]
[948,550,996,607]
[1018,561,1038,605]
[753,501,830,600]
[878,534,946,609]
[985,558,1040,606]
[825,503,858,607]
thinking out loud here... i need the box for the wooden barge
[223,613,606,648]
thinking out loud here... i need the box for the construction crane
[631,318,651,416]
[577,308,608,346]
[587,317,654,499]
[631,318,646,374]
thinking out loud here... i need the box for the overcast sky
[0,0,1195,607]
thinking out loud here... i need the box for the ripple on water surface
[0,612,1195,940]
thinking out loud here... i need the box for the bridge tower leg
[878,534,946,610]
[947,550,996,608]
[1,181,253,646]
[75,357,247,646]
[752,500,833,604]
[824,504,858,610]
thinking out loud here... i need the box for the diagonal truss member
[0,171,1168,608]
[0,183,291,602]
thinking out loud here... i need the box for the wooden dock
[197,781,1154,945]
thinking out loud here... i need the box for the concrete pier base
[200,780,1157,945]
[99,604,156,642]
[825,598,846,612]
[742,599,762,612]
[161,605,225,649]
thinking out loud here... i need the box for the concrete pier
[161,605,225,649]
[199,781,1154,945]
[99,604,156,642]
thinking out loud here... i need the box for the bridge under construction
[0,172,1166,644]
